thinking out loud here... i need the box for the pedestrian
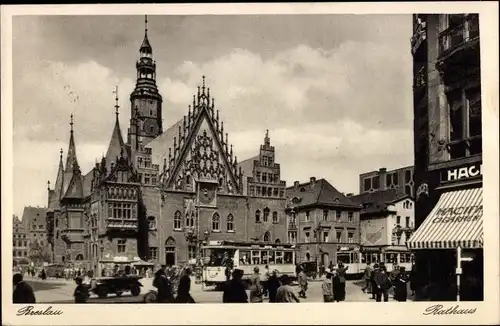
[266,270,280,303]
[249,266,263,303]
[276,275,300,303]
[13,273,36,304]
[222,269,248,303]
[263,264,271,297]
[393,266,409,302]
[333,263,348,302]
[73,277,89,303]
[361,263,373,293]
[297,267,308,298]
[374,263,392,302]
[175,268,195,303]
[322,271,334,302]
[153,268,174,303]
[370,263,379,299]
[40,269,47,280]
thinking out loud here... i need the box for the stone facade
[13,215,29,264]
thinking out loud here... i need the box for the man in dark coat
[370,263,379,299]
[73,276,89,303]
[175,268,195,303]
[153,268,174,303]
[362,263,373,293]
[393,266,409,302]
[13,273,36,304]
[223,269,248,303]
[266,270,281,303]
[374,263,392,302]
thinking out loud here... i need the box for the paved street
[26,276,409,304]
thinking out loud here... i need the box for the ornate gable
[159,77,244,195]
[94,149,140,187]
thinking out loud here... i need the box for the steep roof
[350,189,409,215]
[238,155,259,178]
[82,170,94,197]
[286,178,360,209]
[105,114,128,170]
[146,119,183,168]
[21,206,47,230]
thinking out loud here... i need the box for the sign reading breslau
[441,163,482,183]
[432,205,482,223]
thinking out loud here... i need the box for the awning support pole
[456,246,462,302]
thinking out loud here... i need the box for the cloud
[12,37,413,217]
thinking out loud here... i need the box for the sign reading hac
[443,163,482,183]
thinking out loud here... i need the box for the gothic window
[272,211,278,224]
[212,213,220,231]
[255,210,261,223]
[149,247,158,260]
[262,173,267,183]
[267,188,272,196]
[263,208,270,222]
[174,211,182,229]
[148,216,156,230]
[275,238,281,244]
[264,231,271,242]
[256,187,261,196]
[227,214,234,232]
[273,188,279,197]
[250,186,255,196]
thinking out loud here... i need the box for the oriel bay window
[108,202,135,220]
[447,85,482,159]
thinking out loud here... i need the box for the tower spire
[264,129,270,146]
[70,114,74,133]
[145,15,148,36]
[65,114,79,173]
[113,85,119,118]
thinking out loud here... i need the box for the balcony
[411,19,427,55]
[437,15,480,80]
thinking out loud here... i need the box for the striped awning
[407,188,483,250]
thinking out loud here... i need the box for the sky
[12,14,414,218]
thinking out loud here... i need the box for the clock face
[143,118,159,136]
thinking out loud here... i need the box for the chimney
[379,167,387,173]
[310,177,316,187]
[294,181,299,190]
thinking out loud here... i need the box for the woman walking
[175,268,195,303]
[333,263,348,302]
[393,267,409,302]
[322,271,334,302]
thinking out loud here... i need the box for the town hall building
[45,17,289,273]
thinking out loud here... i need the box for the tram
[200,240,298,289]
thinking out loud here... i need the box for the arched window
[275,238,281,244]
[75,254,84,261]
[272,211,278,224]
[255,210,261,223]
[264,231,271,242]
[212,213,220,231]
[227,214,234,232]
[165,237,176,266]
[174,211,182,229]
[148,216,156,230]
[263,207,270,222]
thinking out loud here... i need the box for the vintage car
[90,275,143,299]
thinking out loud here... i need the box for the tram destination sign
[441,163,482,183]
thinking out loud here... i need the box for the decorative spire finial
[47,180,50,191]
[113,86,119,117]
[265,129,270,146]
[202,75,206,94]
[145,15,148,35]
[70,114,74,133]
[60,148,63,160]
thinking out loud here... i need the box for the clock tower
[129,15,163,150]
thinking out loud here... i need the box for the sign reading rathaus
[45,17,289,274]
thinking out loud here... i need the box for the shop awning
[407,188,483,250]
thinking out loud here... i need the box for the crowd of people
[360,262,410,302]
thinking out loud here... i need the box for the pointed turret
[140,15,152,54]
[54,148,65,200]
[62,114,83,199]
[65,114,79,174]
[106,86,128,169]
